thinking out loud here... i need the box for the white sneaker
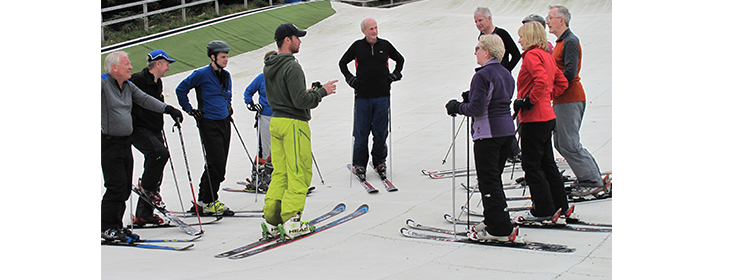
[261,221,280,239]
[279,213,315,240]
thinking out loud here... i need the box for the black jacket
[479,27,521,72]
[129,68,165,133]
[339,37,404,98]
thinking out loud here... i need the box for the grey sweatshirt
[101,75,166,136]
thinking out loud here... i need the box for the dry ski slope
[102,0,612,279]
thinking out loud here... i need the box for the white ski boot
[279,213,315,240]
[469,225,522,243]
[261,220,281,239]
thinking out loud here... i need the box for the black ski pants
[130,127,169,217]
[474,136,514,236]
[101,134,133,231]
[197,117,231,204]
[520,119,568,217]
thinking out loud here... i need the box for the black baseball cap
[274,23,307,41]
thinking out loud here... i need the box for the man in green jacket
[261,23,338,240]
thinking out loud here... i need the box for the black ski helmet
[207,40,231,58]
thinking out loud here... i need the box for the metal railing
[101,0,274,43]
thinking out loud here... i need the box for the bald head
[361,17,378,44]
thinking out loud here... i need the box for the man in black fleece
[338,17,404,178]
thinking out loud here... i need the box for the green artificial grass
[101,0,335,74]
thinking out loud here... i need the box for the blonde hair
[517,21,550,52]
[478,34,505,61]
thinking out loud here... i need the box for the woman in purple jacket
[445,34,520,242]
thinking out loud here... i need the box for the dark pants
[474,136,515,236]
[197,117,231,204]
[352,96,389,167]
[130,127,169,217]
[520,119,568,217]
[101,134,133,231]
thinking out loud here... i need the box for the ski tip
[355,204,370,213]
[334,202,346,210]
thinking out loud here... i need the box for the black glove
[188,109,203,121]
[445,99,461,116]
[346,76,358,89]
[388,72,402,82]
[312,81,322,90]
[513,96,534,112]
[246,102,264,112]
[228,105,233,116]
[164,105,184,124]
[461,90,470,103]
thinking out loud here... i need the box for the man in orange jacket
[547,5,605,196]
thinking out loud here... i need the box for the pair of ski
[347,163,398,193]
[449,206,612,232]
[422,158,570,179]
[172,209,262,218]
[422,164,523,179]
[128,215,223,228]
[222,179,316,194]
[101,235,200,251]
[401,219,575,253]
[131,185,203,236]
[215,203,369,259]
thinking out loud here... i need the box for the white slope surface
[101,0,612,279]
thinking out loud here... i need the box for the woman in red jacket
[514,21,570,222]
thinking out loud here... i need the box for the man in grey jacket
[101,51,183,242]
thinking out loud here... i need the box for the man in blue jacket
[175,40,234,216]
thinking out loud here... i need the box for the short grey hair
[474,7,491,18]
[104,51,128,73]
[147,60,158,70]
[549,5,571,27]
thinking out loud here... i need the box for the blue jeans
[352,97,389,167]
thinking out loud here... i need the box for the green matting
[101,0,335,74]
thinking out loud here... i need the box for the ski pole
[230,119,260,201]
[442,115,465,164]
[173,123,203,233]
[254,112,261,202]
[451,114,457,239]
[230,119,257,166]
[388,97,393,180]
[312,151,324,184]
[466,114,471,227]
[162,130,186,213]
[349,98,356,189]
